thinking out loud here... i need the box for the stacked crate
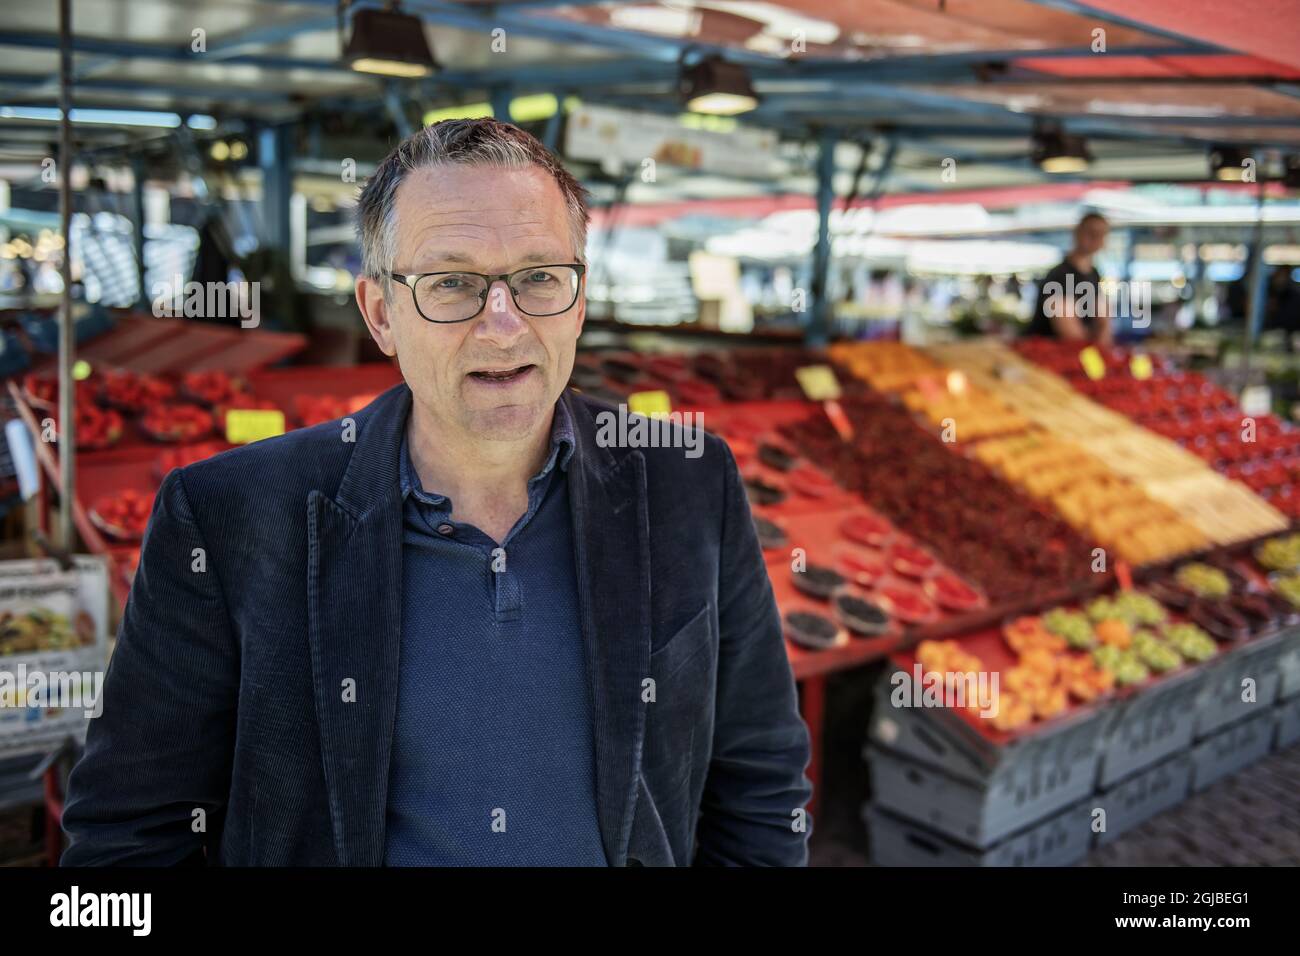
[863,627,1300,865]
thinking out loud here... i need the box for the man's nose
[474,279,529,347]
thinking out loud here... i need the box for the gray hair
[355,117,591,298]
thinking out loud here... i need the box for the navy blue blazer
[61,383,813,866]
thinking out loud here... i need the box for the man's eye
[525,271,556,284]
[436,277,467,290]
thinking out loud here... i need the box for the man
[60,118,813,866]
[1026,211,1112,345]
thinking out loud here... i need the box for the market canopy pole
[808,127,837,347]
[56,0,75,550]
[1239,175,1267,383]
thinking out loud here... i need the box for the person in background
[1026,211,1112,345]
[1265,265,1300,352]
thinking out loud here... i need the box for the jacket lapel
[306,383,409,866]
[564,391,653,866]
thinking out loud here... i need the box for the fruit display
[876,583,940,625]
[1033,591,1223,688]
[1014,338,1300,520]
[1092,644,1150,685]
[829,341,943,393]
[832,592,891,637]
[1255,532,1300,572]
[181,370,250,407]
[1132,629,1181,672]
[1140,471,1286,546]
[791,564,846,600]
[69,402,124,451]
[779,395,1096,602]
[293,394,349,427]
[1145,548,1297,640]
[154,441,227,480]
[1175,562,1231,599]
[927,339,1288,545]
[89,489,154,541]
[1085,592,1167,628]
[784,610,845,650]
[1093,617,1131,648]
[140,403,214,443]
[923,572,983,612]
[21,372,107,412]
[900,380,1028,441]
[100,369,176,411]
[1042,608,1095,649]
[973,430,1206,564]
[1272,574,1300,608]
[991,620,1113,728]
[0,608,93,656]
[1162,622,1218,662]
[924,341,1132,438]
[569,346,857,409]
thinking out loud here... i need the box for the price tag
[628,389,672,419]
[1129,354,1153,380]
[795,365,841,401]
[1079,346,1106,381]
[823,399,854,441]
[225,408,286,445]
[1240,385,1271,417]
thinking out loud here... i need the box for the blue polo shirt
[383,400,607,866]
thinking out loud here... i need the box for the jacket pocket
[641,602,716,852]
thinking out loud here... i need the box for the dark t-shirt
[1027,259,1101,338]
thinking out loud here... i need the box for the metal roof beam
[205,14,339,61]
[0,74,297,104]
[0,30,346,73]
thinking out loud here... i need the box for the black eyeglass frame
[386,263,587,324]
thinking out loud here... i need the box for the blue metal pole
[809,128,837,347]
[258,124,293,254]
[132,156,149,310]
[490,85,513,122]
[383,82,413,138]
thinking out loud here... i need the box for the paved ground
[809,668,1300,867]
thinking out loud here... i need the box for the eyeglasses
[387,263,586,324]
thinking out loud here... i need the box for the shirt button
[436,523,454,535]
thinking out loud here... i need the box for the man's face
[362,163,584,442]
[1075,217,1109,257]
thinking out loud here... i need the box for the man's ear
[356,276,397,357]
[574,271,586,338]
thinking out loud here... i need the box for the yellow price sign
[1079,346,1106,381]
[795,365,842,401]
[628,389,672,419]
[225,408,286,445]
[1130,354,1153,380]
